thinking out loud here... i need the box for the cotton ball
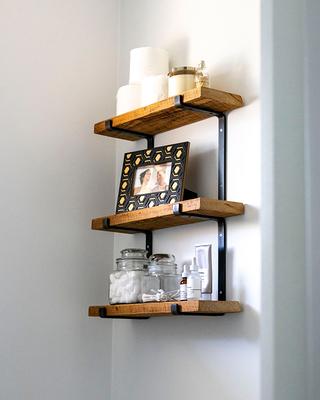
[109,285,115,298]
[126,293,137,303]
[118,273,128,283]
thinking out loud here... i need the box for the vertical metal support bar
[145,133,154,253]
[145,231,153,258]
[147,136,154,150]
[218,114,227,200]
[218,219,226,300]
[218,114,227,301]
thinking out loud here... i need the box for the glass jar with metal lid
[109,248,149,304]
[168,66,196,97]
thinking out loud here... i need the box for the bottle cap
[182,264,189,277]
[190,257,198,271]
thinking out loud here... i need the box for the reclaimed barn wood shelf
[88,300,242,319]
[94,87,244,141]
[91,197,244,233]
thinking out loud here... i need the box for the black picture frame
[116,142,190,213]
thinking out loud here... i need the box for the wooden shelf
[94,87,244,141]
[92,197,244,233]
[88,300,242,318]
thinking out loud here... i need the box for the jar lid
[168,66,196,77]
[120,248,148,259]
[149,253,176,265]
[148,265,162,274]
[116,258,149,271]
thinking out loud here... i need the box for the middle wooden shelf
[92,197,244,233]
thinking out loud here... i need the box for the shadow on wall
[186,148,218,198]
[126,303,260,342]
[213,58,258,104]
[164,37,257,105]
[165,36,190,68]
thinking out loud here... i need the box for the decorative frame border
[116,142,190,213]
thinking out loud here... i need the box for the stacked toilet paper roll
[141,74,168,107]
[116,84,141,115]
[116,47,169,115]
[129,47,169,84]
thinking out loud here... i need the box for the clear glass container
[142,265,161,295]
[149,254,180,294]
[109,248,149,304]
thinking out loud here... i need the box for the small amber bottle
[180,265,188,301]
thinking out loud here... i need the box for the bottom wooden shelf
[88,300,241,319]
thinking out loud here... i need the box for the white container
[179,264,189,301]
[129,47,169,84]
[187,257,201,300]
[168,66,196,97]
[141,74,168,106]
[195,244,212,300]
[116,84,141,115]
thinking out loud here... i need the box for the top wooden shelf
[94,87,244,141]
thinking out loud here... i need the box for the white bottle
[180,265,189,301]
[187,258,202,300]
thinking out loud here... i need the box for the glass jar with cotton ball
[108,248,149,304]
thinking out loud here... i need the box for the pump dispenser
[187,258,202,300]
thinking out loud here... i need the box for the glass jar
[168,66,196,97]
[142,264,161,296]
[109,248,149,304]
[149,254,180,294]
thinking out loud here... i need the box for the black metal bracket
[106,119,154,149]
[174,95,223,118]
[172,203,220,222]
[106,99,228,302]
[103,217,153,257]
[168,105,228,301]
[218,114,227,200]
[172,204,226,301]
[98,307,150,320]
[170,304,224,316]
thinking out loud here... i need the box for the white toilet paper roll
[129,47,169,84]
[141,74,168,106]
[116,84,141,115]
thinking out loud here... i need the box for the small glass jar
[142,264,161,295]
[109,248,149,304]
[149,254,180,294]
[168,66,196,97]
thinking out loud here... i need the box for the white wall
[0,1,117,399]
[112,1,261,400]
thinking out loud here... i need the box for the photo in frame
[116,142,190,213]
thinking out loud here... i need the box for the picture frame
[116,142,190,213]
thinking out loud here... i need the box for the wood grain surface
[91,197,245,232]
[88,300,242,318]
[94,87,244,140]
